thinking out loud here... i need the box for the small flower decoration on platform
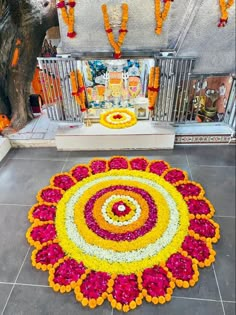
[100,108,137,129]
[26,157,220,312]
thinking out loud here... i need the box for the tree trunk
[0,0,58,130]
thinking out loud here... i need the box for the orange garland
[148,67,160,111]
[155,0,173,35]
[57,0,76,38]
[218,0,234,27]
[101,3,129,59]
[70,71,87,112]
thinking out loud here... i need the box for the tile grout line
[0,282,50,288]
[0,203,34,207]
[183,164,235,168]
[7,157,69,162]
[0,155,11,170]
[172,296,220,303]
[215,215,236,218]
[185,148,226,315]
[184,149,193,181]
[5,158,236,167]
[2,276,234,304]
[212,263,226,315]
[60,152,69,173]
[1,247,30,315]
[15,283,50,288]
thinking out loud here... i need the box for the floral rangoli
[26,156,220,312]
[99,109,137,129]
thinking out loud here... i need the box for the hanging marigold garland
[57,0,76,38]
[155,0,173,35]
[218,0,234,27]
[70,71,86,112]
[148,67,160,111]
[101,3,129,59]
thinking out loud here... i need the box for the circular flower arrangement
[100,108,137,129]
[26,157,220,312]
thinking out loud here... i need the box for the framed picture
[134,98,149,120]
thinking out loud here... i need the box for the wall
[58,0,235,74]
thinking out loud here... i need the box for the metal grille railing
[37,57,83,122]
[224,78,236,136]
[154,56,195,123]
[38,56,235,133]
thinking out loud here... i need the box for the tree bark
[0,0,58,130]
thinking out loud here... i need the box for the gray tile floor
[0,146,235,315]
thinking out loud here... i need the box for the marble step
[0,137,11,162]
[55,121,175,151]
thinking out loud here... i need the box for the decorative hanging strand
[218,0,234,27]
[57,0,76,38]
[155,0,173,35]
[148,67,160,111]
[70,71,86,112]
[101,3,129,59]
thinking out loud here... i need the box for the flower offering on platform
[100,108,137,129]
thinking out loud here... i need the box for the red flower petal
[67,31,76,38]
[182,236,210,262]
[149,161,169,175]
[32,204,56,221]
[53,174,75,190]
[164,169,185,184]
[40,188,63,203]
[56,1,65,8]
[53,259,85,285]
[112,201,131,217]
[36,244,65,265]
[142,266,170,297]
[187,199,211,215]
[31,224,56,243]
[113,274,139,304]
[80,271,110,299]
[176,183,201,197]
[189,219,216,238]
[90,160,107,174]
[166,253,194,281]
[72,165,90,181]
[130,158,148,171]
[108,157,129,170]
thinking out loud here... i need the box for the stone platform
[55,121,175,151]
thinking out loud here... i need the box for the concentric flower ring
[26,156,220,312]
[100,108,137,129]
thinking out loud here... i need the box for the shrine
[0,2,235,315]
[31,0,235,151]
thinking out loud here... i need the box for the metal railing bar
[51,60,64,120]
[161,58,171,122]
[167,59,179,122]
[173,59,184,122]
[177,60,188,122]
